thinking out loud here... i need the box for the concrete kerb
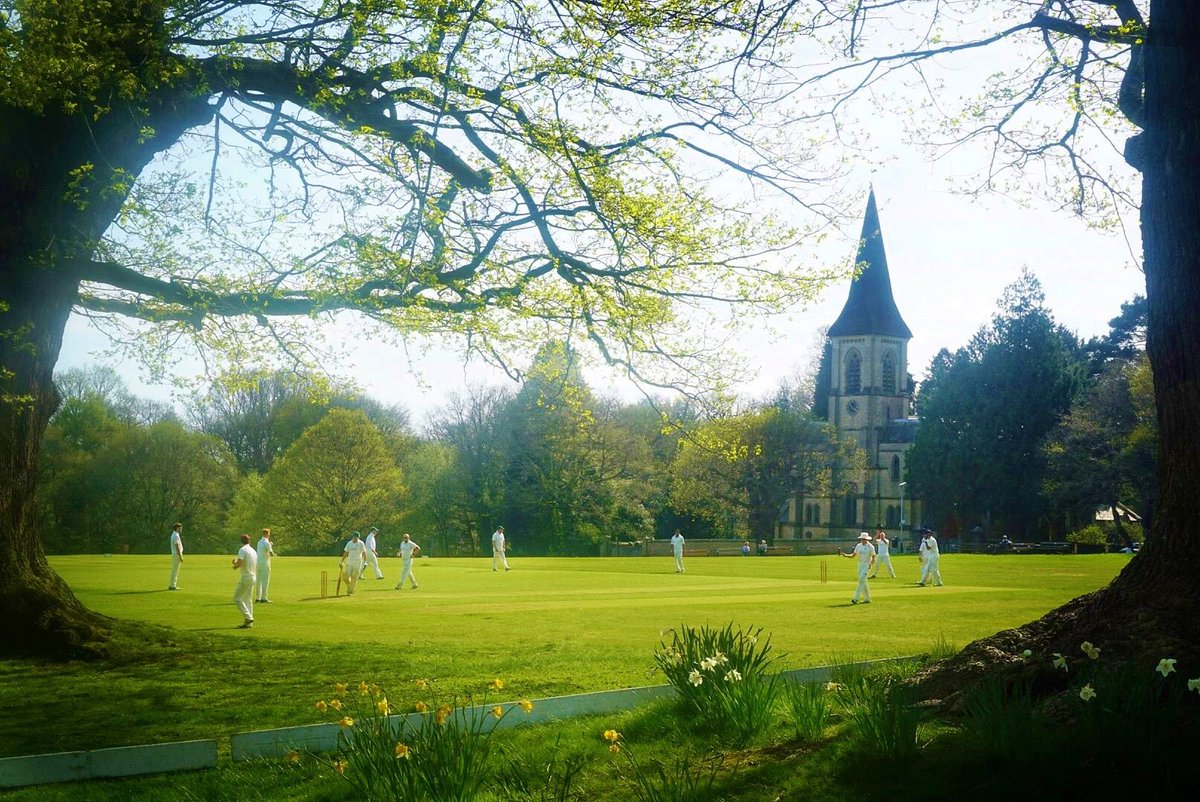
[1,656,916,788]
[0,740,217,790]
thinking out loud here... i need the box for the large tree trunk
[915,0,1200,700]
[0,268,111,657]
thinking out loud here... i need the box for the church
[776,189,922,549]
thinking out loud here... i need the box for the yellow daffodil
[376,699,389,715]
[333,759,347,775]
[1080,642,1101,660]
[330,699,343,711]
[315,700,328,712]
[489,678,505,691]
[1079,684,1096,702]
[415,679,429,690]
[603,729,621,743]
[1052,653,1068,671]
[395,743,411,759]
[1157,658,1177,677]
[688,669,704,686]
[334,683,347,696]
[358,681,369,695]
[338,716,354,728]
[414,701,430,713]
[435,705,452,725]
[287,750,301,764]
[1187,678,1200,693]
[609,743,620,754]
[492,705,504,719]
[519,700,534,713]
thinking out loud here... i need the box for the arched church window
[845,351,862,395]
[842,495,858,526]
[882,352,896,394]
[891,455,901,483]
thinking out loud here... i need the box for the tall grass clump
[784,680,832,742]
[959,678,1051,765]
[655,624,782,745]
[315,678,533,801]
[844,678,921,760]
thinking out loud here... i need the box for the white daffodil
[1052,653,1068,671]
[688,669,704,687]
[715,652,729,665]
[1157,658,1177,677]
[1080,642,1101,660]
[724,669,743,682]
[700,657,718,671]
[1187,678,1200,693]
[1079,684,1096,702]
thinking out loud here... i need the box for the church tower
[780,189,920,547]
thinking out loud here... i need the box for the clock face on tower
[845,400,859,416]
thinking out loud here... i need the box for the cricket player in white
[395,533,421,589]
[168,523,184,590]
[840,532,876,604]
[670,529,686,573]
[869,527,896,578]
[341,531,368,595]
[362,527,384,579]
[918,532,944,586]
[491,526,510,571]
[232,534,257,628]
[255,528,275,602]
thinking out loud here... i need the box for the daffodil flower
[333,759,347,775]
[395,742,411,759]
[489,678,505,691]
[1079,684,1096,702]
[1080,642,1101,660]
[745,634,758,645]
[414,701,429,713]
[435,705,452,725]
[287,750,300,764]
[715,652,729,665]
[700,657,717,670]
[609,743,620,754]
[358,681,369,695]
[1052,653,1068,671]
[334,683,347,696]
[330,699,343,711]
[338,716,354,727]
[824,682,841,692]
[603,729,621,743]
[1187,678,1200,693]
[492,705,504,719]
[519,700,534,713]
[725,669,743,682]
[315,700,327,712]
[414,679,429,690]
[688,669,704,686]
[376,699,389,715]
[1157,658,1177,677]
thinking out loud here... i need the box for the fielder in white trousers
[841,533,876,604]
[491,527,509,571]
[396,534,421,589]
[255,530,275,602]
[362,528,384,579]
[918,534,944,586]
[671,530,686,573]
[232,536,257,628]
[869,532,895,578]
[342,532,369,595]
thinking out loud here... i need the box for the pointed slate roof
[827,189,912,339]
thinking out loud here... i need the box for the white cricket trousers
[234,574,255,621]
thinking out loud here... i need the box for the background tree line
[40,277,1154,555]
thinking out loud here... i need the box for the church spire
[827,188,912,338]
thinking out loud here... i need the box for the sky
[54,10,1148,428]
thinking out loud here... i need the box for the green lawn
[0,553,1128,759]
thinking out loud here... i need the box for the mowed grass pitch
[1,553,1127,757]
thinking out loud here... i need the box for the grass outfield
[0,553,1128,758]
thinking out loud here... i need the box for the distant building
[777,189,922,546]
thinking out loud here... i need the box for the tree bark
[0,267,112,657]
[914,0,1200,700]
